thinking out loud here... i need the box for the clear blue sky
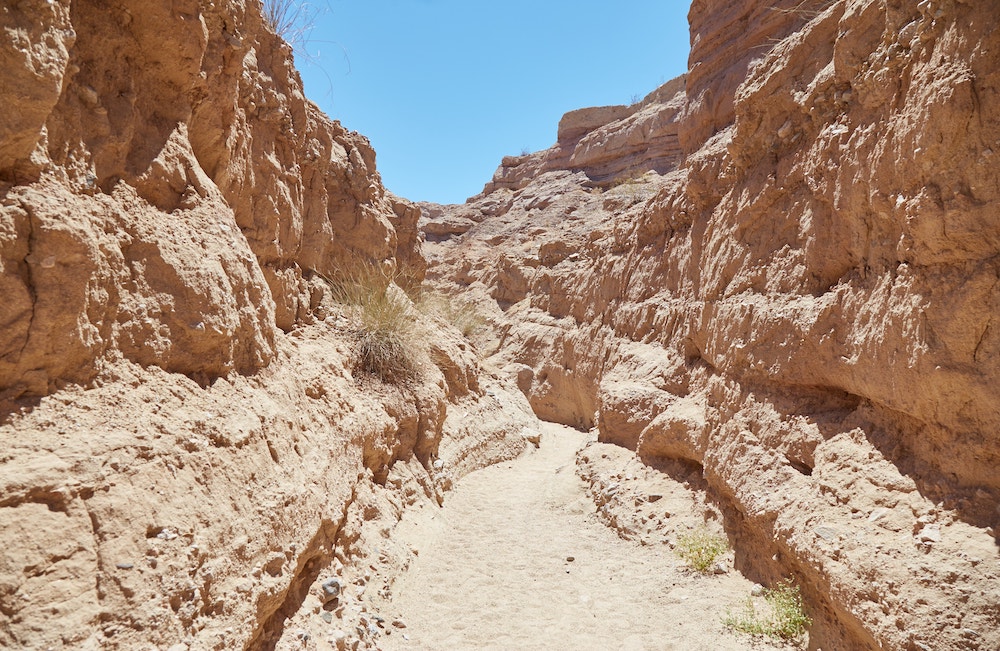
[292,1,692,204]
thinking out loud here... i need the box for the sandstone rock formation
[422,0,1000,649]
[0,2,536,649]
[4,0,999,648]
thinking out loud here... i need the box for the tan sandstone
[422,1,1000,649]
[0,1,536,649]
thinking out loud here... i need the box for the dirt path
[376,422,783,651]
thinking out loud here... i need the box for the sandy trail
[377,422,782,651]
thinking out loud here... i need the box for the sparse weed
[323,261,419,383]
[674,529,729,573]
[770,0,837,19]
[606,170,654,204]
[260,0,351,92]
[417,291,488,339]
[262,0,317,49]
[610,168,649,187]
[724,579,812,641]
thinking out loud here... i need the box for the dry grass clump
[674,528,729,573]
[416,292,487,338]
[724,579,812,641]
[325,261,419,383]
[262,0,322,50]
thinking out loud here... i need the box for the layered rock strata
[423,0,1000,649]
[1,0,407,395]
[0,1,536,649]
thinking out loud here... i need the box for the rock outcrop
[0,0,410,396]
[4,0,999,648]
[423,0,1000,649]
[0,2,537,649]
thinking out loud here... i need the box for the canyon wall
[0,1,536,649]
[423,0,1000,648]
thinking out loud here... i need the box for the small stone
[392,619,406,629]
[917,525,941,543]
[328,630,347,651]
[712,562,728,575]
[321,578,342,600]
[432,459,444,470]
[78,85,99,107]
[962,629,980,639]
[814,526,840,542]
[566,556,575,562]
[868,508,890,522]
[115,563,134,570]
[320,612,333,624]
[647,494,663,503]
[156,528,178,541]
[751,584,766,597]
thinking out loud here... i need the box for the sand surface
[377,422,785,650]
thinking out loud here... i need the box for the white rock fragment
[916,524,941,543]
[868,508,890,522]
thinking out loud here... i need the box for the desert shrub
[724,579,812,640]
[262,0,322,50]
[324,262,418,383]
[605,170,655,205]
[674,529,729,573]
[416,292,487,338]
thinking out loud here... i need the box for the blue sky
[292,1,692,204]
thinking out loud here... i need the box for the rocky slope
[0,1,536,649]
[422,0,1000,649]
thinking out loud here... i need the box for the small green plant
[324,261,419,383]
[674,529,729,573]
[724,579,812,641]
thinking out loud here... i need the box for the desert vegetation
[674,528,729,573]
[724,579,812,641]
[323,262,420,383]
[416,291,489,339]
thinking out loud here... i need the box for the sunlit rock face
[423,1,1000,648]
[0,2,537,649]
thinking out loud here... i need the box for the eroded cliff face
[0,1,535,649]
[0,0,419,394]
[423,0,1000,648]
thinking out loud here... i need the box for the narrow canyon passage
[375,422,783,651]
